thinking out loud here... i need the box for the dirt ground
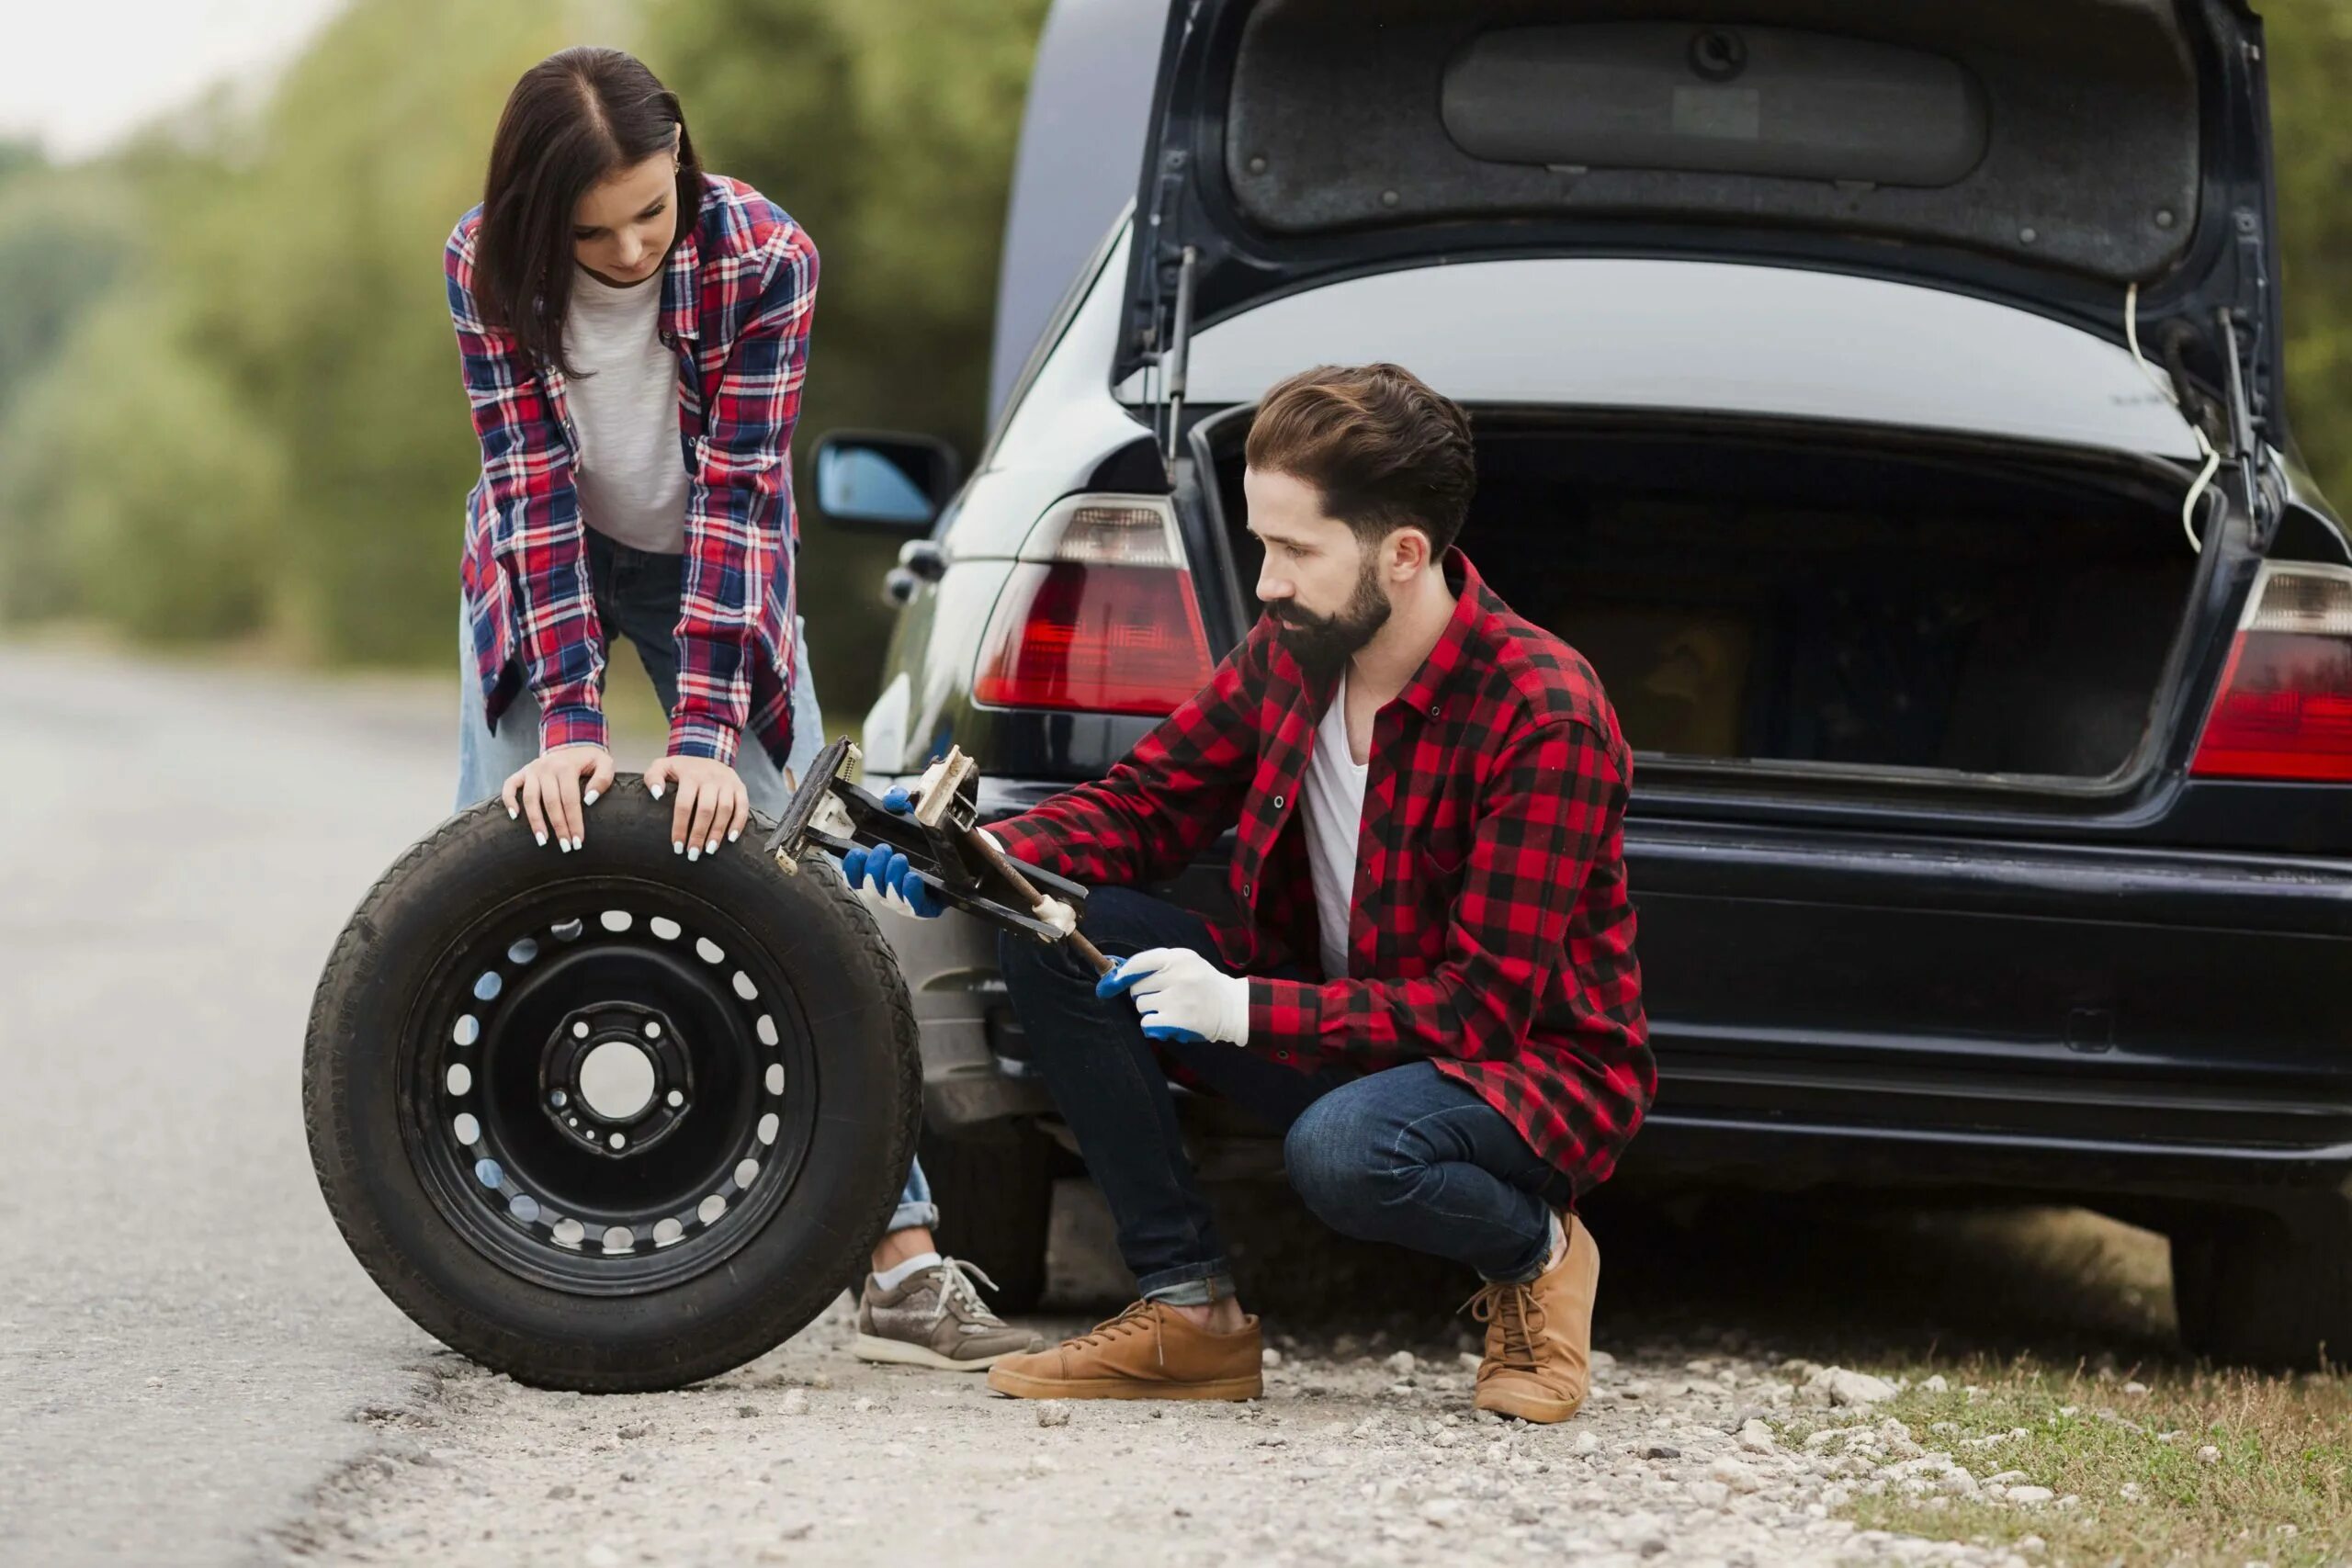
[267,1183,2207,1568]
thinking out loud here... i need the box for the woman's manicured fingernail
[507,805,518,820]
[650,784,664,800]
[707,837,722,854]
[558,839,571,853]
[673,840,684,854]
[728,829,741,842]
[535,831,548,847]
[583,788,599,806]
[687,846,701,863]
[571,837,583,851]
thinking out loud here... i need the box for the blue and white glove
[1096,947,1250,1045]
[839,788,1003,919]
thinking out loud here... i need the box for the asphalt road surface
[0,645,461,1566]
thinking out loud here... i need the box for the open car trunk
[1208,415,2204,783]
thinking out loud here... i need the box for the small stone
[1688,1480,1731,1507]
[1810,1367,1900,1408]
[1036,1403,1071,1428]
[1261,1348,1282,1369]
[1644,1444,1681,1461]
[1589,1348,1617,1372]
[854,1397,876,1414]
[2119,1482,2143,1502]
[145,1377,165,1389]
[1708,1457,1763,1493]
[1737,1419,1776,1454]
[2123,1381,2150,1396]
[2199,1444,2222,1465]
[737,1404,759,1418]
[1385,1350,1418,1376]
[1459,1351,1484,1371]
[1921,1374,1949,1393]
[1571,1431,1601,1456]
[1420,1498,1465,1528]
[1638,1538,1668,1557]
[547,1483,575,1500]
[2006,1485,2055,1506]
[779,1390,808,1416]
[810,1372,832,1390]
[1985,1470,2029,1486]
[2016,1537,2046,1557]
[616,1423,650,1440]
[1026,1454,1059,1477]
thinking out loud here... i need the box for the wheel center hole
[578,1040,659,1122]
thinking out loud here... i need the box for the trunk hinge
[2214,301,2278,547]
[1155,243,1199,485]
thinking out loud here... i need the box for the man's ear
[1386,525,1432,580]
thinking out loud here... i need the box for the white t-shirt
[1303,671,1370,980]
[562,268,690,554]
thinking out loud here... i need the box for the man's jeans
[455,530,938,1238]
[998,886,1570,1305]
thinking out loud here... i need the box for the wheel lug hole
[549,1089,568,1109]
[643,1021,662,1040]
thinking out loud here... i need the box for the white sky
[0,0,348,160]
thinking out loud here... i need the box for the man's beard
[1268,557,1392,680]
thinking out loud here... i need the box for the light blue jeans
[456,535,939,1239]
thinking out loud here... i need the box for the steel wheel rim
[400,877,820,1296]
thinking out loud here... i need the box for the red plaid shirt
[989,551,1652,1191]
[447,175,819,765]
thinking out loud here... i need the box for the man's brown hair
[1244,362,1476,557]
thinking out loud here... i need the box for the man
[848,363,1649,1420]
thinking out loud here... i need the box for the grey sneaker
[852,1257,1040,1371]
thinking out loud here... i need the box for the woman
[446,48,1028,1372]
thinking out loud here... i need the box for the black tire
[922,1125,1055,1314]
[2169,1197,2352,1370]
[302,779,920,1393]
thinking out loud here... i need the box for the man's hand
[1097,948,1250,1045]
[502,744,615,852]
[643,755,749,861]
[839,787,1007,919]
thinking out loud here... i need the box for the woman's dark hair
[474,47,703,374]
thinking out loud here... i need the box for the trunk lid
[1120,0,2285,448]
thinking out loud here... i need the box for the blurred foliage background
[0,0,2348,729]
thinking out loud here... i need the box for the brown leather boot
[986,1300,1262,1401]
[1467,1213,1600,1424]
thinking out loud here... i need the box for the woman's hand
[643,755,750,861]
[501,744,616,852]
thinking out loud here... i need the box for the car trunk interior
[1205,414,2203,782]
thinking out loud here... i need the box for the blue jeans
[455,530,938,1238]
[998,886,1567,1304]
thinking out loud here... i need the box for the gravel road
[270,1184,2097,1568]
[0,642,2179,1568]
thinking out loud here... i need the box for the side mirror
[812,430,961,534]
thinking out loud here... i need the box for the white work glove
[1096,947,1250,1046]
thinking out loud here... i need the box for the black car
[811,0,2352,1366]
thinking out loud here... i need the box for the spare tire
[302,778,919,1392]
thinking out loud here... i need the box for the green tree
[2266,0,2352,505]
[650,0,1052,712]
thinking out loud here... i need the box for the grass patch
[1780,1359,2351,1567]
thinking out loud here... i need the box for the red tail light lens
[2189,564,2352,783]
[972,496,1213,716]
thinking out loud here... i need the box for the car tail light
[2189,562,2352,783]
[972,494,1213,716]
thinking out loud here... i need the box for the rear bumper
[870,796,2352,1204]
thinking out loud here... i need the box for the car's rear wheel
[303,781,920,1392]
[2169,1197,2352,1370]
[922,1125,1056,1314]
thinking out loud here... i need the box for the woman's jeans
[998,885,1571,1305]
[456,531,938,1239]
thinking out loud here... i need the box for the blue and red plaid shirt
[990,551,1653,1191]
[447,174,819,766]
